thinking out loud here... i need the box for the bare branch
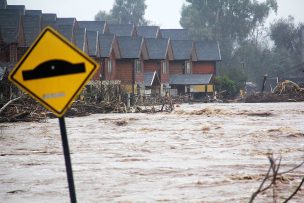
[283,177,304,203]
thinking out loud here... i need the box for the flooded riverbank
[1,102,304,202]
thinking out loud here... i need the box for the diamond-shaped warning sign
[9,27,99,117]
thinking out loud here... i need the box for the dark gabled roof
[99,34,115,57]
[0,66,7,80]
[42,13,57,22]
[145,38,169,60]
[0,9,22,44]
[41,13,57,29]
[160,29,190,40]
[108,24,135,36]
[195,41,221,61]
[144,71,160,87]
[56,24,74,42]
[86,30,99,57]
[56,18,77,26]
[171,40,194,60]
[117,36,144,59]
[0,0,7,9]
[23,14,41,46]
[78,21,106,33]
[170,74,213,85]
[74,27,86,51]
[137,26,159,38]
[25,10,42,16]
[6,5,25,14]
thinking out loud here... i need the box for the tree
[180,0,278,84]
[95,10,115,21]
[269,17,304,79]
[180,0,277,42]
[95,0,148,25]
[270,16,304,62]
[214,75,238,98]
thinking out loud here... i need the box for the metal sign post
[59,117,77,203]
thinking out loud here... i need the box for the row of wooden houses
[0,0,221,97]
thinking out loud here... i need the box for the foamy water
[1,102,304,202]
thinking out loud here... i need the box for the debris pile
[273,80,303,95]
[245,80,304,103]
[0,96,48,122]
[0,94,175,122]
[0,95,127,122]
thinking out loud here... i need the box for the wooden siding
[92,57,101,80]
[104,50,117,80]
[144,60,170,84]
[116,59,144,85]
[135,59,144,83]
[144,61,158,72]
[169,61,184,75]
[0,44,9,62]
[116,60,133,85]
[9,44,18,62]
[192,61,216,74]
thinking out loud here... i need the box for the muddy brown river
[0,102,304,202]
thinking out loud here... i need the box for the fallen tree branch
[0,96,22,115]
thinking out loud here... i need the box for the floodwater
[0,102,304,202]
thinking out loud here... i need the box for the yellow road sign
[9,27,99,117]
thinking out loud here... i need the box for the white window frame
[161,60,168,74]
[185,61,191,74]
[135,59,141,73]
[108,59,112,73]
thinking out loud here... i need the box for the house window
[108,59,112,73]
[161,60,168,74]
[185,61,191,74]
[135,59,141,73]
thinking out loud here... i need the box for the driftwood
[0,96,22,115]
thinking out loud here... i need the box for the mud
[0,102,304,202]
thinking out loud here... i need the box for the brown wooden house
[168,40,199,95]
[116,36,148,94]
[55,18,78,44]
[86,30,101,80]
[0,9,25,63]
[23,11,42,47]
[78,21,111,81]
[169,40,197,75]
[144,38,173,95]
[74,27,88,54]
[193,41,221,75]
[99,34,121,81]
[191,41,221,95]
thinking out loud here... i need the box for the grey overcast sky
[7,0,304,28]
